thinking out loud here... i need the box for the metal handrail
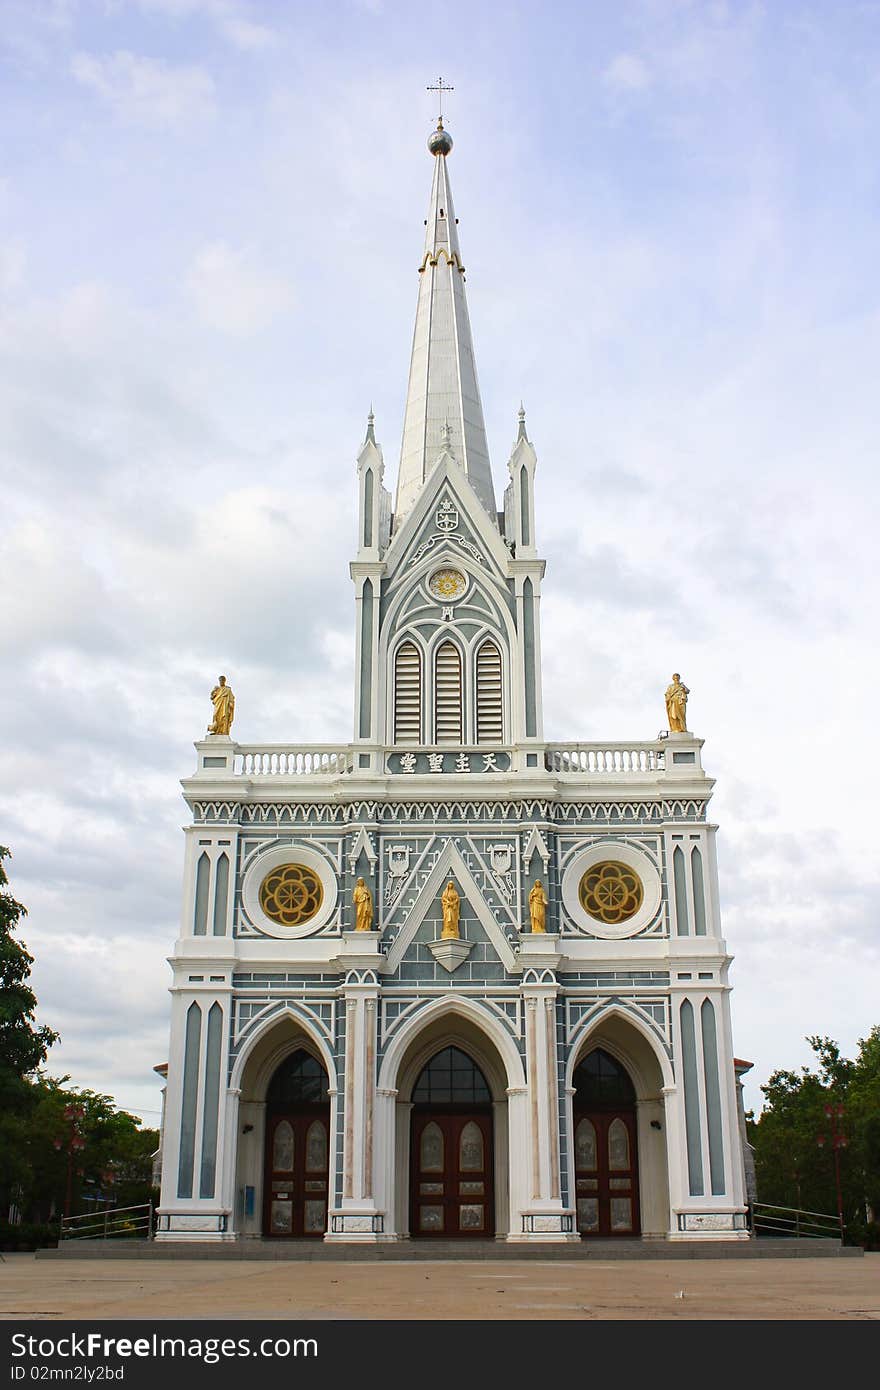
[750,1201,843,1240]
[60,1201,154,1241]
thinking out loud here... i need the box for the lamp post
[816,1102,847,1240]
[53,1103,86,1221]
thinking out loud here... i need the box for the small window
[574,1049,636,1109]
[266,1049,329,1105]
[394,641,422,744]
[475,639,503,743]
[434,641,462,744]
[272,1121,294,1173]
[412,1047,491,1104]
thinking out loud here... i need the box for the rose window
[578,862,643,926]
[428,568,467,600]
[259,864,323,927]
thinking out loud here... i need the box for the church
[155,116,749,1243]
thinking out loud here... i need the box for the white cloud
[135,0,275,50]
[186,241,293,335]
[70,50,216,127]
[603,52,651,91]
[0,240,26,293]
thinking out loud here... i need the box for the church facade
[156,120,749,1243]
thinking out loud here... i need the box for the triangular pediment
[384,839,518,975]
[385,452,510,582]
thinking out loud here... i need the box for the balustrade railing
[235,746,355,776]
[544,742,666,774]
[213,741,676,779]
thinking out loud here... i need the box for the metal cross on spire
[427,76,454,124]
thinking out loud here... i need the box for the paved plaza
[0,1254,877,1320]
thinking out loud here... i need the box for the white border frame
[424,564,470,604]
[241,843,339,939]
[561,841,661,940]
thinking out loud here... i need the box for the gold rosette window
[260,864,323,927]
[579,862,643,926]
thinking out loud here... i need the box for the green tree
[0,846,58,1097]
[749,1029,880,1245]
[0,846,59,1215]
[22,1078,158,1222]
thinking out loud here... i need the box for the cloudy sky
[2,0,878,1126]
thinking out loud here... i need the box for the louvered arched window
[475,639,503,743]
[434,641,462,743]
[393,641,422,744]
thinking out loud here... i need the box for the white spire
[394,122,496,529]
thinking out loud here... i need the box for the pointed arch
[212,854,229,936]
[378,995,525,1098]
[193,852,210,936]
[673,845,689,936]
[519,466,530,547]
[691,846,707,936]
[229,1004,338,1098]
[363,468,374,548]
[566,1003,674,1094]
[522,577,537,737]
[177,1001,202,1199]
[359,578,374,738]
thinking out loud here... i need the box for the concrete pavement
[0,1253,877,1320]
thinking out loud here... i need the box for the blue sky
[1,0,878,1124]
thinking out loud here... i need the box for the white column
[327,973,386,1241]
[510,983,576,1241]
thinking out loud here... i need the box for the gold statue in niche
[440,880,461,939]
[353,877,373,932]
[208,675,235,735]
[664,673,690,733]
[529,880,548,934]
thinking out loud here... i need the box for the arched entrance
[573,1048,640,1237]
[262,1049,330,1238]
[410,1046,494,1237]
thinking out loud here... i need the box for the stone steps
[36,1237,862,1261]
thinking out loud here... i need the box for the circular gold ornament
[428,567,467,600]
[259,864,323,927]
[578,862,643,926]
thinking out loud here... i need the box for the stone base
[154,1230,238,1243]
[669,1210,750,1240]
[427,938,474,973]
[325,1211,387,1242]
[666,1230,752,1242]
[336,932,384,970]
[509,1211,579,1242]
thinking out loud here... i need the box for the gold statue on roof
[664,673,689,733]
[208,675,235,736]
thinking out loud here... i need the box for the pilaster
[511,962,577,1241]
[327,967,387,1240]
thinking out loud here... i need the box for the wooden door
[574,1110,640,1236]
[411,1111,493,1237]
[263,1110,329,1238]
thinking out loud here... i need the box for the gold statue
[208,675,235,736]
[440,880,461,939]
[353,877,373,932]
[529,879,548,933]
[664,673,690,733]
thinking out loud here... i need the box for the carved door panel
[263,1110,329,1238]
[574,1110,640,1237]
[411,1111,494,1237]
